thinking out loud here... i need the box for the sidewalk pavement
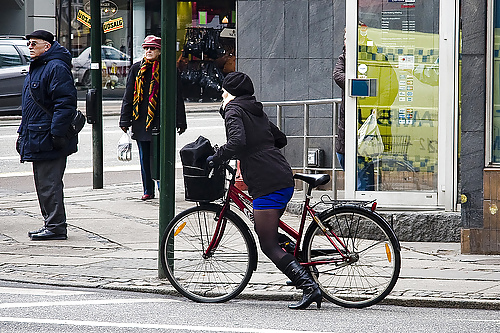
[1,180,500,310]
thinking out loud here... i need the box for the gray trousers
[32,157,67,235]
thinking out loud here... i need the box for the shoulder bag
[28,82,85,138]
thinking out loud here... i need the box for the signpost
[158,0,177,278]
[90,0,103,189]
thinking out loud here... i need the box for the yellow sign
[77,10,91,28]
[103,17,124,33]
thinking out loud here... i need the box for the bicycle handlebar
[206,160,237,179]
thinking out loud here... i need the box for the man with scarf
[120,35,187,200]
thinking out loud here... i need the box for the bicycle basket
[180,136,225,202]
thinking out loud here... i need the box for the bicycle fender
[318,206,401,252]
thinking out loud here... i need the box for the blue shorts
[253,187,294,210]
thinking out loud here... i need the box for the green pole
[90,0,103,189]
[158,0,177,278]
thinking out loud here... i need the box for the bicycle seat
[293,173,331,188]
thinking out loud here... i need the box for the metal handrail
[262,98,342,197]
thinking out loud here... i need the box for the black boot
[280,257,322,309]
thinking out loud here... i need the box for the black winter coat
[119,60,187,141]
[17,41,78,162]
[213,95,294,199]
[333,49,345,155]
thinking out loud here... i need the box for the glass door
[345,0,458,210]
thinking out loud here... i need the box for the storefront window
[357,0,440,191]
[56,0,235,101]
[177,0,236,102]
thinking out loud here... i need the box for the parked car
[72,46,131,88]
[0,37,29,115]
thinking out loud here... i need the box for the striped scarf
[132,59,160,130]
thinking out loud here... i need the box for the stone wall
[460,0,490,252]
[236,0,345,168]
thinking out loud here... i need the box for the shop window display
[177,1,236,102]
[57,0,131,91]
[56,0,235,101]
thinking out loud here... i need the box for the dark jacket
[17,41,78,162]
[333,49,345,154]
[213,95,294,199]
[119,60,187,141]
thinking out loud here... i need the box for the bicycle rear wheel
[303,206,401,308]
[160,204,257,303]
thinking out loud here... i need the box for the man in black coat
[17,30,78,240]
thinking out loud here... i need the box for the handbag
[67,109,86,137]
[357,111,384,157]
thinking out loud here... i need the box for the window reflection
[357,0,439,191]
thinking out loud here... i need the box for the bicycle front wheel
[160,204,257,303]
[303,206,401,308]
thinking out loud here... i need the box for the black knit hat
[222,72,254,97]
[26,30,54,44]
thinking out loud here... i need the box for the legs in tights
[253,208,287,265]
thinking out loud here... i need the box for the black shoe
[283,260,322,309]
[28,227,46,237]
[30,229,67,241]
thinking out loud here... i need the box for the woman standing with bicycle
[207,72,322,309]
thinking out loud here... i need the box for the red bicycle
[160,162,401,308]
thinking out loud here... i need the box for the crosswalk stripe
[0,298,179,308]
[0,287,93,296]
[0,317,327,333]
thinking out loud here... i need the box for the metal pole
[90,0,103,189]
[303,104,309,174]
[158,0,177,278]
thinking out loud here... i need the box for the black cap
[222,72,255,97]
[26,30,54,44]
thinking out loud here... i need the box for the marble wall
[236,0,345,168]
[460,0,486,231]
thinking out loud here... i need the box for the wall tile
[461,0,486,55]
[238,1,262,59]
[284,0,309,59]
[284,59,309,100]
[261,59,285,101]
[309,0,333,59]
[261,0,285,58]
[308,59,333,99]
[282,135,304,167]
[332,0,346,61]
[282,107,304,131]
[309,103,334,119]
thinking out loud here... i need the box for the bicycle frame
[204,164,350,267]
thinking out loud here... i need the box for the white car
[72,46,131,87]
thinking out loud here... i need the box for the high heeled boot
[282,259,322,309]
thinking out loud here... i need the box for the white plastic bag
[117,131,132,161]
[357,111,384,157]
